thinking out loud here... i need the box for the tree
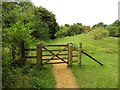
[55,23,91,38]
[55,25,69,38]
[34,6,59,39]
[32,18,49,40]
[92,22,108,29]
[30,6,50,40]
[68,23,91,36]
[2,2,34,28]
[2,2,34,67]
[69,24,81,35]
[2,2,18,28]
[106,20,120,37]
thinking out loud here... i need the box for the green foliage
[3,21,32,47]
[2,2,59,40]
[32,18,49,40]
[2,2,34,46]
[2,65,56,88]
[2,2,35,67]
[92,20,120,37]
[2,3,58,88]
[92,27,110,40]
[55,25,69,38]
[106,20,120,37]
[55,20,119,39]
[69,24,82,35]
[34,6,59,39]
[2,2,18,28]
[2,21,33,67]
[55,23,91,38]
[2,2,34,28]
[92,22,108,29]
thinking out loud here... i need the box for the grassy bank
[46,32,118,88]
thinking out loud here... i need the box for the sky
[32,0,119,26]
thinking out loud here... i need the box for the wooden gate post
[36,43,43,68]
[68,43,73,66]
[78,43,82,66]
[20,41,26,67]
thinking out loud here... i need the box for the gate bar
[42,46,68,64]
[81,51,103,66]
[41,44,68,47]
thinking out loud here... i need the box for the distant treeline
[55,21,120,38]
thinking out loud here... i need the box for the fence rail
[25,49,77,52]
[42,49,68,52]
[42,53,68,56]
[25,56,36,58]
[41,44,68,47]
[24,43,82,66]
[42,57,68,61]
[25,49,36,51]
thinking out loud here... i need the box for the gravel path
[52,60,79,88]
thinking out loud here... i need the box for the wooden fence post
[68,43,72,66]
[78,43,82,66]
[20,41,26,67]
[36,43,43,68]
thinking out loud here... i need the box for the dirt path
[52,60,79,88]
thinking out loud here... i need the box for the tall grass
[2,39,56,89]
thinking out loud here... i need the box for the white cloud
[32,0,119,26]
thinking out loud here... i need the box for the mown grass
[45,31,118,88]
[71,52,118,88]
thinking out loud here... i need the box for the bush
[2,64,56,88]
[55,24,91,38]
[106,25,120,37]
[106,20,120,37]
[92,28,109,40]
[55,26,69,38]
[2,21,33,67]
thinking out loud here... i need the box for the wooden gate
[25,42,103,68]
[25,43,83,67]
[36,43,73,66]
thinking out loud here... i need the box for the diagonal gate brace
[81,51,103,66]
[42,46,68,64]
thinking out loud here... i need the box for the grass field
[45,32,118,88]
